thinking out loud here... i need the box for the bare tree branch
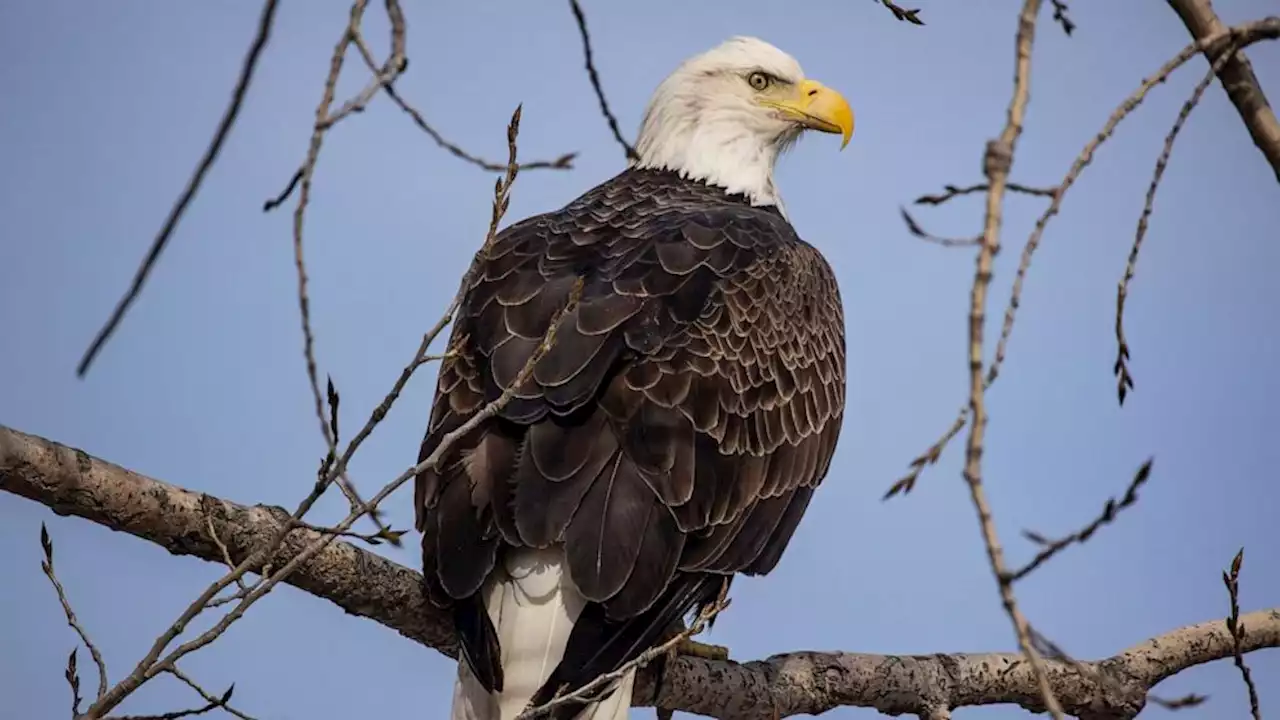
[289,0,370,532]
[1224,548,1265,720]
[914,182,1058,206]
[899,206,981,247]
[5,424,1276,719]
[1050,0,1075,36]
[262,7,574,215]
[76,0,279,378]
[567,0,638,161]
[887,15,1280,500]
[1114,37,1243,406]
[1011,459,1152,582]
[875,0,925,26]
[40,523,109,702]
[1166,0,1280,183]
[964,2,1062,716]
[164,669,254,720]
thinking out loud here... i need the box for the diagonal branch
[1114,38,1242,406]
[1165,0,1280,183]
[4,423,1277,719]
[76,0,279,379]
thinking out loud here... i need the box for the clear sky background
[2,2,1277,718]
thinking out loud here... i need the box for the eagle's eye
[747,71,772,92]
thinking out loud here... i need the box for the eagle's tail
[449,546,634,720]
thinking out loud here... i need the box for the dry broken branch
[41,524,109,703]
[965,1,1061,715]
[5,424,1275,719]
[567,0,638,161]
[288,0,372,527]
[262,4,573,215]
[166,667,255,720]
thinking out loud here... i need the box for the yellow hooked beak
[763,79,855,149]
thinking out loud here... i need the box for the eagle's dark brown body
[415,166,846,711]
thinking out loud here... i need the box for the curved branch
[3,424,1276,718]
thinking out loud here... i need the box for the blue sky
[2,2,1277,718]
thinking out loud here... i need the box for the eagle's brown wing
[415,168,845,703]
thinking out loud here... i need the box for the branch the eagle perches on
[4,425,1278,719]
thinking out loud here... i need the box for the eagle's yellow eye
[747,72,771,91]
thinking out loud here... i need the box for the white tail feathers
[449,546,635,720]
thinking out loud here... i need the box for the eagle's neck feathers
[632,97,797,216]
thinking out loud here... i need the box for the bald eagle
[416,36,852,720]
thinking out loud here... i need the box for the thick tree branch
[0,424,453,654]
[1165,0,1280,183]
[4,423,1276,719]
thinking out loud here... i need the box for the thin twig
[66,648,84,716]
[900,206,981,247]
[206,514,249,593]
[40,524,108,702]
[380,83,577,173]
[293,518,406,547]
[266,8,406,541]
[914,182,1057,206]
[1224,548,1264,720]
[76,0,279,378]
[567,0,638,161]
[1010,458,1152,582]
[965,2,1062,717]
[306,102,527,525]
[875,0,925,25]
[287,0,400,540]
[1114,43,1238,406]
[1050,0,1075,36]
[356,24,574,172]
[167,668,255,720]
[319,1,407,131]
[886,18,1280,500]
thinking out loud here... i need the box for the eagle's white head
[633,36,854,212]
